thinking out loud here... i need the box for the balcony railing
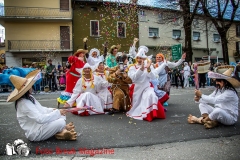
[8,40,72,51]
[0,6,72,19]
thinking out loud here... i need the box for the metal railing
[0,6,72,19]
[8,40,72,51]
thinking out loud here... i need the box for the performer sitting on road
[127,48,167,122]
[57,38,88,107]
[63,63,109,116]
[7,69,77,141]
[94,61,113,110]
[188,68,240,129]
[107,54,132,115]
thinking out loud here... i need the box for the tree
[199,0,240,64]
[179,0,200,62]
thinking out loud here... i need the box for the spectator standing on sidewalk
[46,59,58,92]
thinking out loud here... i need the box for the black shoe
[107,109,118,115]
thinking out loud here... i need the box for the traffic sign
[171,44,182,60]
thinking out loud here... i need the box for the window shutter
[60,0,69,11]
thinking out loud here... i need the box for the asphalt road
[0,87,239,159]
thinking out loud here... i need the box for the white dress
[67,75,108,115]
[94,71,113,110]
[16,96,65,141]
[127,63,166,121]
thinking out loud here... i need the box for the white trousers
[184,76,189,88]
[34,116,66,141]
[199,103,236,125]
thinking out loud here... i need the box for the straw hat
[208,68,240,88]
[7,69,41,102]
[196,62,211,73]
[73,49,88,56]
[214,65,235,74]
[108,45,121,53]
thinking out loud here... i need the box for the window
[193,31,200,41]
[90,20,99,37]
[236,24,240,37]
[60,0,69,11]
[157,13,164,23]
[139,10,145,16]
[139,10,147,22]
[173,18,180,25]
[149,28,159,37]
[172,30,181,39]
[213,34,220,42]
[117,22,126,38]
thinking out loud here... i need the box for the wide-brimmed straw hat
[108,45,121,53]
[208,68,240,88]
[196,62,211,73]
[214,65,235,74]
[7,69,41,102]
[73,49,88,56]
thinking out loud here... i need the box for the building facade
[0,0,72,67]
[138,8,223,63]
[72,0,139,54]
[227,23,240,63]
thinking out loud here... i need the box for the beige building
[227,23,240,63]
[0,0,72,67]
[138,9,223,63]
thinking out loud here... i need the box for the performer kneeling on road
[188,68,240,129]
[7,69,77,141]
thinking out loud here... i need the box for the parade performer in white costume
[94,61,113,110]
[7,70,77,141]
[183,62,191,88]
[86,48,104,67]
[63,63,109,116]
[188,69,240,129]
[127,49,167,122]
[153,53,186,106]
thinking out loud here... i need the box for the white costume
[183,62,191,87]
[198,89,238,125]
[16,97,66,141]
[94,71,113,110]
[127,49,167,121]
[86,48,104,68]
[67,64,109,115]
[156,59,184,88]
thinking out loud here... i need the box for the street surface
[0,86,239,160]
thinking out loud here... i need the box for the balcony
[8,40,72,52]
[0,6,72,21]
